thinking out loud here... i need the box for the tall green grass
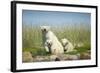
[22,24,91,56]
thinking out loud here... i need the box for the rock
[57,54,80,60]
[22,52,80,62]
[33,56,50,62]
[50,55,58,61]
[55,57,61,61]
[80,52,91,59]
[67,54,79,60]
[36,56,44,61]
[50,54,80,61]
[22,51,33,62]
[56,54,69,60]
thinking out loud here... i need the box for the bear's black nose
[44,29,46,31]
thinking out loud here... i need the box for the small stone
[50,55,58,61]
[55,57,61,61]
[67,54,79,60]
[80,52,91,59]
[22,51,33,62]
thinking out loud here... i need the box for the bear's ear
[47,40,52,46]
[40,26,50,29]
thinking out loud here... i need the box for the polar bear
[61,38,74,53]
[45,39,64,55]
[44,39,52,54]
[41,26,64,55]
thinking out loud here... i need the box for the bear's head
[40,26,50,33]
[61,38,69,47]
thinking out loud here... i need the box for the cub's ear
[48,40,52,45]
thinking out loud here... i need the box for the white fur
[61,38,74,52]
[41,26,64,55]
[74,43,84,48]
[44,39,52,52]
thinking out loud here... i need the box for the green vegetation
[22,24,91,57]
[23,48,47,57]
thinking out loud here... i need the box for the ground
[22,46,91,62]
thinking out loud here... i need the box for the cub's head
[46,39,52,48]
[61,38,69,47]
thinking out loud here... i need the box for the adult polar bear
[41,26,64,55]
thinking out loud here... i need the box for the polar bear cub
[41,26,64,55]
[61,38,74,52]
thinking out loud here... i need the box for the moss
[23,47,48,57]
